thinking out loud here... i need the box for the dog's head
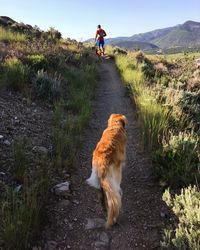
[108,114,127,128]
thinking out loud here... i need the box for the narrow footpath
[43,59,170,250]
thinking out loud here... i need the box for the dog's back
[87,114,127,227]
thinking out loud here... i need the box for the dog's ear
[108,114,115,126]
[108,114,127,127]
[120,115,127,128]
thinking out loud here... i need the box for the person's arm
[103,30,107,37]
[95,30,98,41]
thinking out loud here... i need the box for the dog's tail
[100,176,121,228]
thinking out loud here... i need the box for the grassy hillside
[0,19,98,249]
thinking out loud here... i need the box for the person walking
[95,24,107,56]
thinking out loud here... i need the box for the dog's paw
[105,222,111,229]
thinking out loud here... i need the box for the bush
[153,132,200,187]
[178,91,200,130]
[161,186,200,249]
[26,54,48,71]
[44,50,65,70]
[135,51,145,64]
[142,60,156,79]
[1,58,30,91]
[34,70,61,101]
[46,27,62,40]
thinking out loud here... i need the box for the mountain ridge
[85,20,200,52]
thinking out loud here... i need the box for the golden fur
[87,114,127,228]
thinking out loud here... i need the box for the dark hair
[97,25,101,28]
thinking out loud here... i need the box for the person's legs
[99,40,105,55]
[95,40,101,56]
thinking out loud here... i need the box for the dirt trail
[43,60,169,250]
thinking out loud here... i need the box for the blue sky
[1,0,200,41]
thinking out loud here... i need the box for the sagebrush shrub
[142,60,156,79]
[178,91,200,130]
[161,186,200,249]
[153,131,200,187]
[34,69,61,101]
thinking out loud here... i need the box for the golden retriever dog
[86,114,127,228]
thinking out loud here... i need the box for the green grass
[0,155,51,250]
[1,58,30,91]
[115,53,171,149]
[11,138,27,182]
[136,92,171,149]
[52,64,97,169]
[0,27,26,42]
[105,45,115,57]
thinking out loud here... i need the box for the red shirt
[96,28,106,41]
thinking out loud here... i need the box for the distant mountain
[127,27,174,44]
[110,40,159,51]
[85,37,159,52]
[151,21,200,48]
[86,20,200,52]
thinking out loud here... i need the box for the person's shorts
[96,40,104,47]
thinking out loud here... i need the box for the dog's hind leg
[99,187,107,212]
[86,167,100,189]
